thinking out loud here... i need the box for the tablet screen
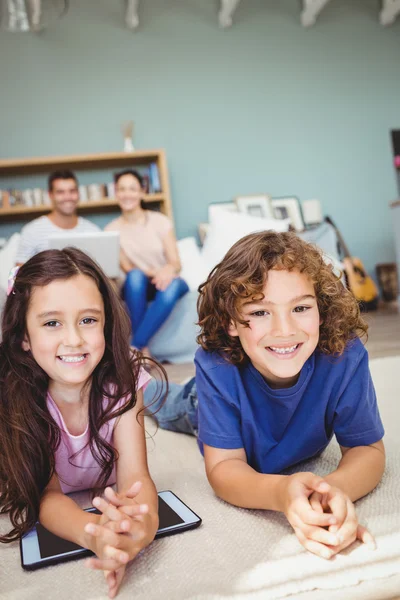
[158,496,184,528]
[36,496,184,559]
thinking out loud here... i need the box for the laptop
[48,231,120,278]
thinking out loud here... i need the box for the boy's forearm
[39,491,99,550]
[324,444,385,502]
[208,459,287,512]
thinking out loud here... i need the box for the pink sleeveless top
[46,369,151,493]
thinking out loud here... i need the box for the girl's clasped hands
[84,481,157,599]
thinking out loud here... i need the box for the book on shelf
[22,189,34,207]
[42,191,51,206]
[141,174,150,194]
[9,190,24,206]
[79,185,89,203]
[106,182,115,198]
[33,188,43,206]
[88,184,102,201]
[148,163,161,193]
[0,181,118,211]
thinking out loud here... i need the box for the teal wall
[0,0,399,276]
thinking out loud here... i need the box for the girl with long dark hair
[0,247,166,598]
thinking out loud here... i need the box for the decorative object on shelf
[235,194,273,219]
[0,0,68,32]
[301,198,323,227]
[121,120,135,152]
[270,197,305,232]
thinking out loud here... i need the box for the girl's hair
[197,230,368,365]
[0,247,165,542]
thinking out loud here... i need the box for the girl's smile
[57,353,89,364]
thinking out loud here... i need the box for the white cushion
[0,233,20,293]
[208,202,237,222]
[177,236,210,292]
[201,207,291,272]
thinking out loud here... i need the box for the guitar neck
[324,216,351,259]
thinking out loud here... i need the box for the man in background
[16,170,99,265]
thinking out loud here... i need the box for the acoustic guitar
[324,216,379,311]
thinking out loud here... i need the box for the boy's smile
[229,269,320,388]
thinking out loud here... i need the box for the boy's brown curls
[197,231,368,365]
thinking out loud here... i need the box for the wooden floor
[363,303,400,359]
[164,303,400,383]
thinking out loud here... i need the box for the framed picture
[235,194,273,219]
[270,197,305,232]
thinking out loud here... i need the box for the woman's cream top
[105,210,172,273]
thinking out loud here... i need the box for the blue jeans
[144,377,198,436]
[124,269,189,349]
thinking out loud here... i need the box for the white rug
[1,356,400,600]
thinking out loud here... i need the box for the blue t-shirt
[195,338,384,474]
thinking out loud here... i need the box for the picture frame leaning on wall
[270,196,305,232]
[235,194,273,219]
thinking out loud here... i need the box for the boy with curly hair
[146,231,385,560]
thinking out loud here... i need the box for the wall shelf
[0,149,172,222]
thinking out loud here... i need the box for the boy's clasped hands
[281,472,376,560]
[83,481,156,599]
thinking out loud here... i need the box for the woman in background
[105,169,188,359]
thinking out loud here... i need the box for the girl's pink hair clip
[7,266,20,296]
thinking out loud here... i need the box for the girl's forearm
[208,459,287,512]
[324,444,385,502]
[118,474,159,536]
[39,491,99,551]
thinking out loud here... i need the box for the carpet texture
[1,356,399,600]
